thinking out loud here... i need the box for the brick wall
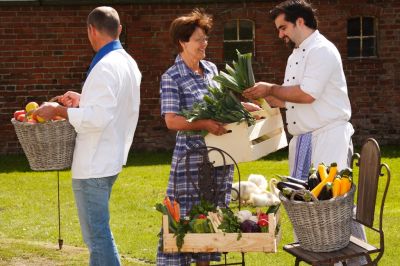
[1,0,399,154]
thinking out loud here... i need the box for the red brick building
[1,0,399,154]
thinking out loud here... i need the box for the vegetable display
[156,198,280,251]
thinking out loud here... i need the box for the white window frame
[223,19,255,62]
[347,16,377,59]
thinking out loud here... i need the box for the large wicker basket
[11,118,76,171]
[279,185,356,252]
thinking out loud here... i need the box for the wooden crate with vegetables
[158,199,281,253]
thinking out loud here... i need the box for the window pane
[347,17,360,37]
[362,37,375,57]
[224,20,237,40]
[348,39,360,57]
[239,20,253,40]
[224,41,254,62]
[362,17,374,36]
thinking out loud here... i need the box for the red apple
[14,110,26,120]
[27,118,37,124]
[17,113,26,122]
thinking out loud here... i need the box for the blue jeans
[72,175,121,266]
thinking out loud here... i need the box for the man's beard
[284,37,296,49]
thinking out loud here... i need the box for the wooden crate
[162,211,281,253]
[204,108,287,167]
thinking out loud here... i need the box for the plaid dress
[157,55,234,265]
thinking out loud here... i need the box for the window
[347,17,377,58]
[223,19,254,62]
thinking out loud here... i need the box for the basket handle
[290,189,319,202]
[48,96,61,103]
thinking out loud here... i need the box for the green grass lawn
[0,146,398,265]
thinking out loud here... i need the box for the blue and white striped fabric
[157,55,234,265]
[291,132,312,181]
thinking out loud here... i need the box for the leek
[213,50,274,115]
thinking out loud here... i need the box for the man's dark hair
[87,6,120,39]
[270,0,318,30]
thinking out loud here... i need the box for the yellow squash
[311,163,338,198]
[340,177,352,195]
[332,176,342,197]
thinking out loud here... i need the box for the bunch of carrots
[163,196,180,222]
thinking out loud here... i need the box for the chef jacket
[283,30,351,136]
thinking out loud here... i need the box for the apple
[25,101,39,113]
[14,110,26,120]
[36,116,45,123]
[32,113,45,123]
[16,113,26,122]
[27,118,37,124]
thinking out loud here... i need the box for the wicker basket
[11,118,76,171]
[279,185,356,252]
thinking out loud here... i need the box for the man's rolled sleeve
[300,46,336,99]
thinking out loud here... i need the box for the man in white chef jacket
[243,0,353,180]
[243,1,365,264]
[33,6,141,266]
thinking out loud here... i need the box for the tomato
[258,218,268,227]
[197,214,207,219]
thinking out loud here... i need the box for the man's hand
[59,91,81,107]
[265,96,285,108]
[242,82,274,100]
[32,102,61,121]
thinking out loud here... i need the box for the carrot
[172,200,180,222]
[163,197,176,221]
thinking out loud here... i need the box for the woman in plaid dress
[156,9,234,266]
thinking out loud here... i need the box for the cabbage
[240,220,261,233]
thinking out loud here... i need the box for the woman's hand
[202,119,227,136]
[164,113,227,135]
[58,91,81,107]
[241,101,262,112]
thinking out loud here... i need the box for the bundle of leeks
[213,50,274,116]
